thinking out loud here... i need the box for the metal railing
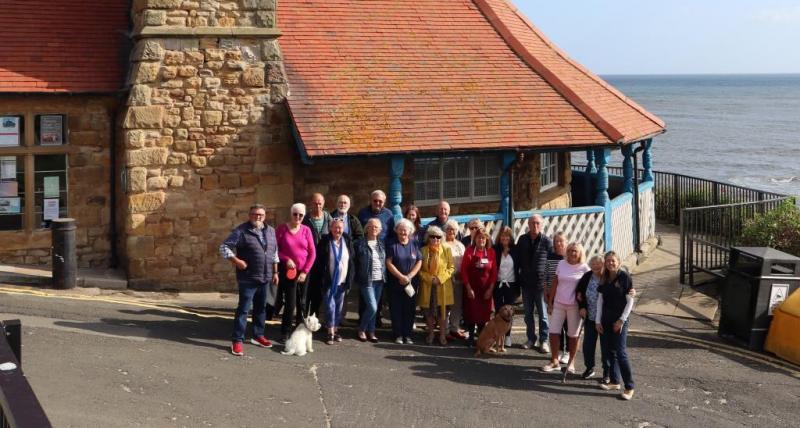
[0,320,52,428]
[679,197,793,286]
[571,165,787,224]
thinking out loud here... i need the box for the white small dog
[281,314,321,356]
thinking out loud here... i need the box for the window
[540,152,559,191]
[0,113,69,231]
[413,155,501,205]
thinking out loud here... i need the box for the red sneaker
[250,336,273,348]
[231,341,244,356]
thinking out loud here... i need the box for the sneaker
[404,337,414,345]
[334,333,342,342]
[621,389,635,400]
[567,365,576,374]
[600,383,621,391]
[325,335,335,345]
[581,368,596,379]
[231,341,244,356]
[250,336,273,348]
[521,340,534,350]
[395,337,404,344]
[449,330,466,340]
[539,341,550,354]
[559,352,570,365]
[601,377,611,385]
[542,362,561,372]
[504,336,512,348]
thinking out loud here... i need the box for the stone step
[0,264,128,290]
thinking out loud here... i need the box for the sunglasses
[430,236,442,240]
[468,226,478,230]
[292,212,304,217]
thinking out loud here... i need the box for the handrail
[0,320,52,428]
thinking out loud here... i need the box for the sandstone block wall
[0,96,115,268]
[121,0,291,290]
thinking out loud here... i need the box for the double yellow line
[2,285,798,377]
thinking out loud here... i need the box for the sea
[592,74,800,197]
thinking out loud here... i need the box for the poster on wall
[0,181,18,197]
[44,176,60,198]
[0,197,21,214]
[0,117,20,146]
[0,157,16,179]
[43,198,60,220]
[39,115,64,146]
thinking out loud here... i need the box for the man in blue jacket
[220,204,279,356]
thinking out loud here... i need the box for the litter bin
[718,247,800,351]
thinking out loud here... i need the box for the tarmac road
[1,286,799,428]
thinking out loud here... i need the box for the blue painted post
[642,139,654,182]
[622,144,634,194]
[500,152,515,227]
[585,149,596,174]
[594,148,613,252]
[389,156,404,221]
[584,149,596,205]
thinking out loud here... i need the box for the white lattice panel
[639,188,656,243]
[513,211,605,257]
[611,200,634,260]
[447,218,504,243]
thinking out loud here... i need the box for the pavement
[1,222,799,427]
[631,223,719,321]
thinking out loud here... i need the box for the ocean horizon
[583,73,800,196]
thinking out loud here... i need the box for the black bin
[718,247,800,351]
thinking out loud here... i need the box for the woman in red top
[460,228,497,346]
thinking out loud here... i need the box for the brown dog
[474,304,514,357]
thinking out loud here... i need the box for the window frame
[0,111,70,232]
[413,154,501,206]
[540,151,559,191]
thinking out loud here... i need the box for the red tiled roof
[280,0,665,158]
[0,1,130,93]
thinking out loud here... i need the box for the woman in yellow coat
[418,225,455,345]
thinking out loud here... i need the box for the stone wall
[514,152,572,211]
[0,96,116,268]
[121,0,290,290]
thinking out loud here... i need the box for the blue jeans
[522,287,549,343]
[583,320,609,375]
[600,320,634,390]
[232,280,267,342]
[324,285,347,328]
[360,280,385,333]
[388,282,416,338]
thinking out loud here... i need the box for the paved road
[1,287,798,428]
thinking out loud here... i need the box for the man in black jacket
[514,214,553,353]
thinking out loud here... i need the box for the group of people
[220,194,636,400]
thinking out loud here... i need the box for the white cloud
[756,5,800,23]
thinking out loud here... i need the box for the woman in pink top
[543,242,589,374]
[275,203,317,340]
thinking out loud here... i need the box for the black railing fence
[0,320,52,428]
[680,198,793,286]
[571,165,786,224]
[572,164,793,285]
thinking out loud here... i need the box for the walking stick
[440,280,447,342]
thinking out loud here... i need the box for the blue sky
[513,0,800,75]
